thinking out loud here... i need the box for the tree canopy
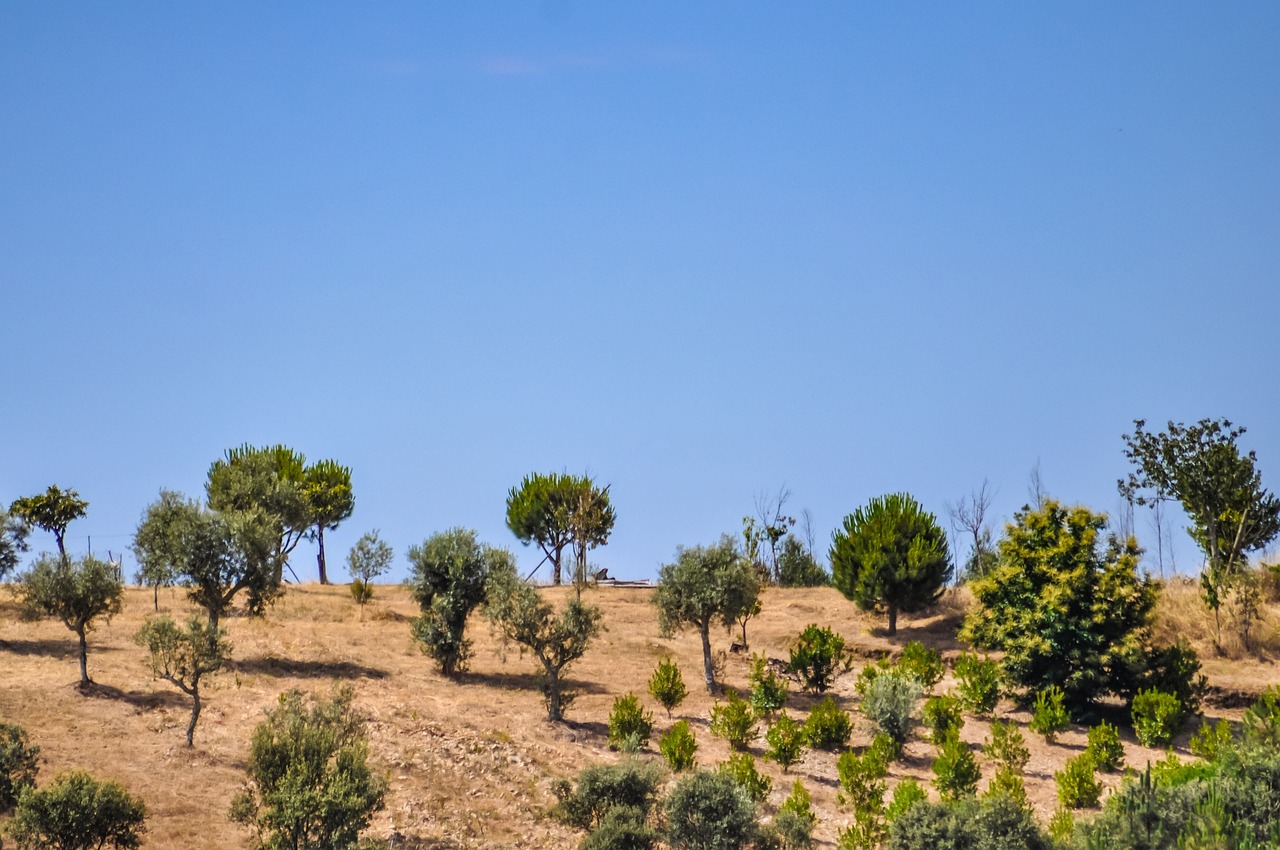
[16,554,124,688]
[302,458,354,585]
[9,484,88,559]
[0,508,31,581]
[506,472,615,587]
[829,493,952,635]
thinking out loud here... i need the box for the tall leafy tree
[830,493,952,635]
[960,500,1157,713]
[131,490,188,611]
[653,536,758,694]
[1119,418,1280,646]
[135,615,230,747]
[15,554,124,688]
[566,476,616,594]
[407,528,512,677]
[9,484,88,560]
[0,508,31,580]
[302,459,354,585]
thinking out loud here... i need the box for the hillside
[1,582,1277,848]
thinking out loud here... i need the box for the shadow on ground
[231,655,389,680]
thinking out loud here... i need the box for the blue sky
[3,3,1278,582]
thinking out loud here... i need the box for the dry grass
[0,581,1277,848]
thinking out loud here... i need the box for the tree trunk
[186,689,201,747]
[700,625,716,694]
[77,628,90,687]
[887,604,898,636]
[547,670,562,721]
[56,532,67,561]
[552,552,561,585]
[153,583,159,612]
[317,525,329,585]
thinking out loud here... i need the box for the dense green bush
[898,642,944,692]
[886,795,1048,850]
[580,806,658,850]
[837,746,889,813]
[953,653,1002,716]
[931,729,980,801]
[660,721,698,772]
[0,723,39,812]
[1131,688,1183,748]
[1242,685,1280,747]
[777,537,829,588]
[787,625,851,693]
[1127,639,1206,718]
[608,693,654,752]
[1078,767,1204,849]
[984,720,1029,773]
[648,657,688,718]
[1085,721,1125,772]
[552,759,665,831]
[1029,686,1070,743]
[1055,753,1101,809]
[1190,718,1234,761]
[885,779,926,822]
[802,696,852,751]
[8,771,147,850]
[749,654,790,718]
[769,781,817,850]
[718,752,772,804]
[764,712,807,773]
[922,694,964,746]
[861,669,921,746]
[710,690,758,751]
[665,770,759,850]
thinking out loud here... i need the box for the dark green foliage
[787,624,851,693]
[802,696,852,751]
[665,769,759,850]
[764,712,807,772]
[660,721,698,772]
[228,686,386,850]
[961,500,1157,713]
[9,484,88,559]
[777,536,829,587]
[648,657,688,718]
[0,723,39,812]
[0,508,31,581]
[552,760,665,832]
[1126,640,1206,719]
[898,642,944,692]
[932,730,980,801]
[886,779,927,823]
[1131,689,1183,748]
[830,493,952,635]
[505,472,615,588]
[654,536,758,693]
[1241,685,1280,747]
[861,669,922,746]
[1086,721,1125,772]
[886,794,1048,850]
[719,752,771,804]
[408,528,512,677]
[1029,686,1069,743]
[135,615,230,747]
[301,458,354,585]
[349,579,374,607]
[710,690,758,751]
[923,694,964,746]
[16,554,123,687]
[608,693,653,752]
[8,771,146,850]
[1055,753,1100,808]
[748,654,789,718]
[485,568,604,722]
[953,654,1002,716]
[580,806,658,850]
[1080,767,1204,849]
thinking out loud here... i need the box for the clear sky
[3,3,1278,583]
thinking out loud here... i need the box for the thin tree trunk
[317,525,329,585]
[77,628,90,687]
[700,625,715,694]
[186,689,201,747]
[887,605,898,636]
[56,533,66,561]
[153,583,159,612]
[547,670,562,721]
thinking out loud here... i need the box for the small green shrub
[984,720,1029,773]
[773,781,816,850]
[861,669,921,745]
[803,696,853,751]
[749,653,790,718]
[985,767,1027,806]
[837,809,885,850]
[552,760,665,830]
[885,779,926,822]
[1242,685,1280,747]
[866,731,902,767]
[898,642,943,692]
[1047,807,1076,844]
[648,657,688,718]
[788,624,851,693]
[931,729,980,801]
[0,722,40,812]
[1029,686,1069,743]
[608,693,654,752]
[710,690,758,751]
[1133,639,1205,718]
[953,653,1001,715]
[853,662,884,699]
[665,770,758,850]
[837,748,888,813]
[1054,753,1100,808]
[349,578,374,606]
[1085,721,1125,772]
[888,795,1049,850]
[1189,718,1234,761]
[1131,688,1182,748]
[922,693,964,746]
[581,806,658,850]
[8,771,147,850]
[764,712,807,773]
[719,752,772,804]
[660,721,698,773]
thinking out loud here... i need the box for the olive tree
[653,536,758,694]
[345,530,393,615]
[228,686,386,850]
[16,554,123,688]
[408,528,512,677]
[485,566,604,721]
[9,484,88,560]
[8,771,147,850]
[830,493,952,635]
[135,615,230,747]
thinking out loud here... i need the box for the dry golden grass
[0,581,1277,848]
